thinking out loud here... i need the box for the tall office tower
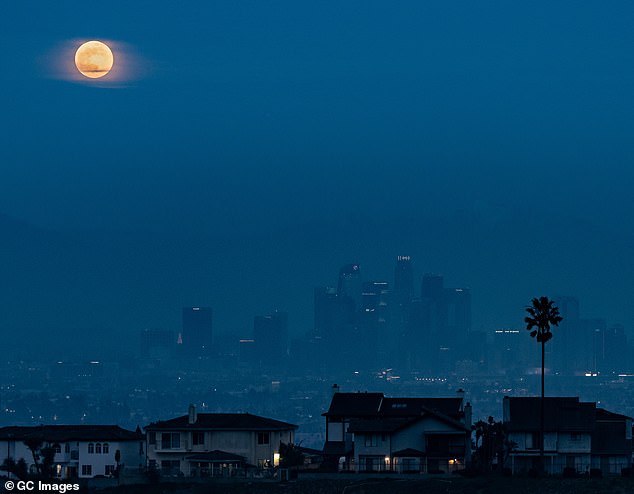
[253,311,289,366]
[314,286,339,338]
[394,256,414,306]
[337,263,362,308]
[182,307,213,355]
[553,296,580,374]
[359,281,390,366]
[445,288,471,338]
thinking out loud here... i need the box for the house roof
[595,408,633,421]
[348,418,413,433]
[380,397,463,419]
[0,425,142,442]
[186,450,246,463]
[322,441,350,456]
[504,397,595,432]
[145,413,297,432]
[323,393,384,417]
[348,408,470,434]
[323,393,464,421]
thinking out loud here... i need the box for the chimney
[464,402,472,428]
[332,384,340,396]
[456,388,465,411]
[188,404,197,425]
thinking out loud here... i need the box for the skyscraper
[337,263,361,308]
[181,307,213,355]
[359,281,390,365]
[253,311,288,366]
[394,256,414,307]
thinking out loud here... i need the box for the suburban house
[0,425,145,479]
[322,387,472,473]
[503,396,632,475]
[145,405,297,477]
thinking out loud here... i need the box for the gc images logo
[4,481,80,492]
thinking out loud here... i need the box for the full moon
[74,41,114,79]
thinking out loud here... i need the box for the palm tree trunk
[540,339,545,475]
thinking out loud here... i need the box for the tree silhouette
[524,296,562,475]
[471,416,510,472]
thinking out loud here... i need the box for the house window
[527,432,541,449]
[102,443,109,454]
[105,465,115,476]
[88,443,94,454]
[65,443,70,454]
[148,432,156,445]
[161,460,180,475]
[571,433,580,441]
[95,443,102,454]
[161,433,180,449]
[364,434,378,447]
[192,432,205,445]
[81,465,92,476]
[53,443,61,454]
[257,432,270,445]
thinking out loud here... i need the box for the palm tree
[524,296,562,475]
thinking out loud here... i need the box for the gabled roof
[146,413,297,432]
[323,393,464,421]
[348,407,470,434]
[504,397,595,432]
[348,418,413,433]
[322,441,350,456]
[595,408,632,421]
[380,397,463,419]
[0,425,142,442]
[323,393,384,417]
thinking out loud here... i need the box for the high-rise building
[253,311,288,366]
[394,256,414,307]
[359,281,390,365]
[181,307,213,355]
[337,263,362,308]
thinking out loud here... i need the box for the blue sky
[2,2,634,355]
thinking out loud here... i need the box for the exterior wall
[146,428,294,475]
[353,417,468,473]
[391,416,459,454]
[327,421,344,442]
[0,439,143,479]
[0,440,32,472]
[508,431,558,452]
[591,455,630,475]
[354,433,390,471]
[557,432,591,453]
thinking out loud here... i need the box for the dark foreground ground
[89,476,634,494]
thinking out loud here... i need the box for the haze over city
[3,2,634,360]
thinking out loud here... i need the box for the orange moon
[74,41,114,79]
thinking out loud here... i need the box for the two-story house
[145,405,297,477]
[322,388,472,473]
[503,396,632,476]
[0,425,145,479]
